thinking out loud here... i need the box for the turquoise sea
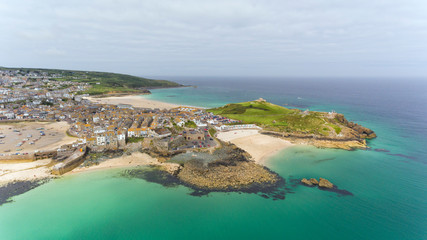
[0,77,426,239]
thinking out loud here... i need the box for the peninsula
[208,98,376,150]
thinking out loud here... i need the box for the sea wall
[0,154,35,161]
[0,119,56,123]
[0,150,57,161]
[51,147,87,175]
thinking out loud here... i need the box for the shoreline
[84,89,206,109]
[84,95,181,110]
[0,131,293,204]
[67,152,159,175]
[0,130,293,186]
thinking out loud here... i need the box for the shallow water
[0,77,426,239]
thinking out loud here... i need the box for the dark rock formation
[178,160,279,190]
[0,179,50,206]
[175,142,279,191]
[335,114,376,139]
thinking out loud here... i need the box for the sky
[1,0,427,78]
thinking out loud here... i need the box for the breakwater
[51,147,87,175]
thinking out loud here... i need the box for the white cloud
[42,48,66,56]
[0,0,426,77]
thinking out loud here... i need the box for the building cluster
[69,105,218,151]
[0,69,89,107]
[0,69,260,154]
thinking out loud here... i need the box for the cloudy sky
[1,0,426,78]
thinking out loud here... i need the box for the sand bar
[85,95,179,109]
[216,129,294,165]
[0,152,160,185]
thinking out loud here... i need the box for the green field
[208,100,342,136]
[1,67,182,95]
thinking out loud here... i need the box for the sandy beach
[0,159,52,185]
[0,152,161,186]
[85,95,180,109]
[69,152,158,174]
[216,129,294,165]
[0,121,77,154]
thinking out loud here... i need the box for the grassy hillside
[208,100,342,136]
[0,67,182,95]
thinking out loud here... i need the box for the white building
[96,135,106,145]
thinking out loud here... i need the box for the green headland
[0,67,182,95]
[208,98,376,149]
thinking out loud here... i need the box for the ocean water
[0,77,426,239]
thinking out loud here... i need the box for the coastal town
[0,68,261,174]
[0,68,376,201]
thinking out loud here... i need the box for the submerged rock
[0,179,50,206]
[318,178,334,189]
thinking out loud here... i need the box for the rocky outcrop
[335,114,376,139]
[262,130,368,150]
[318,178,334,189]
[158,163,182,175]
[300,177,353,196]
[301,178,313,186]
[310,139,367,150]
[178,160,278,190]
[173,142,280,191]
[302,177,334,189]
[309,178,319,185]
[351,124,377,139]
